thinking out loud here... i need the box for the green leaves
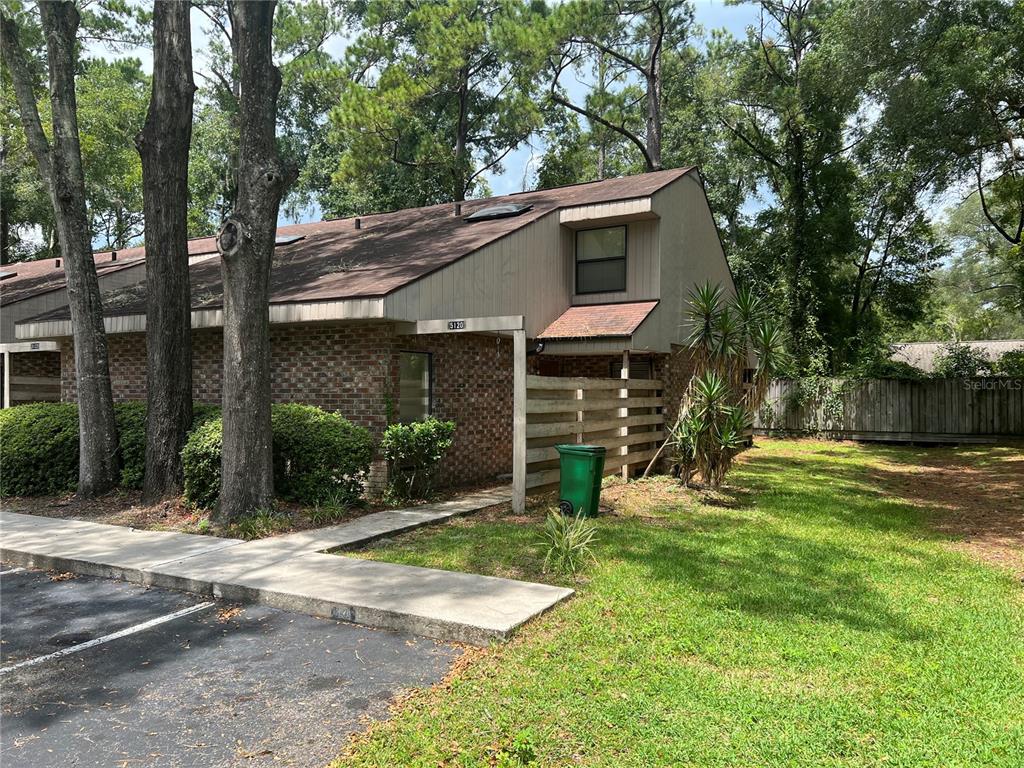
[181,403,375,511]
[329,0,545,208]
[541,511,597,576]
[379,417,456,501]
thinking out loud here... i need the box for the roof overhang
[558,197,657,229]
[16,298,386,339]
[395,315,524,335]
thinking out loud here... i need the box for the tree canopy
[4,0,1023,374]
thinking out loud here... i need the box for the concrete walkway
[0,491,572,646]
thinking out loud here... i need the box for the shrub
[379,418,456,500]
[191,403,221,428]
[181,417,223,510]
[271,403,373,505]
[846,356,927,381]
[541,511,598,575]
[933,342,992,378]
[115,402,220,490]
[993,349,1024,377]
[1,401,221,497]
[0,402,79,496]
[181,404,374,510]
[114,401,148,489]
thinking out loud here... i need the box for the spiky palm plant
[747,317,787,412]
[684,282,725,368]
[646,281,786,489]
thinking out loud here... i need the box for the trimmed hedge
[272,403,374,505]
[180,417,223,510]
[0,402,80,496]
[0,401,222,497]
[181,404,374,510]
[379,418,456,500]
[115,401,148,489]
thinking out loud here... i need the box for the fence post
[2,350,9,409]
[512,329,526,513]
[619,350,630,478]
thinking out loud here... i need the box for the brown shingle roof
[21,168,694,324]
[0,254,143,307]
[538,301,659,340]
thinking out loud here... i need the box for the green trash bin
[555,444,607,517]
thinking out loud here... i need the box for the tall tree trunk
[786,127,809,368]
[215,0,293,521]
[137,0,195,502]
[453,65,469,202]
[645,24,663,171]
[2,3,120,496]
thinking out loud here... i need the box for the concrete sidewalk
[0,492,572,645]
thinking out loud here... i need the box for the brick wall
[662,345,697,426]
[11,350,61,379]
[60,323,512,487]
[399,333,513,485]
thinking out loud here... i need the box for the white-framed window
[575,225,626,294]
[398,351,432,423]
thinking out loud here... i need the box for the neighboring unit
[11,169,736,510]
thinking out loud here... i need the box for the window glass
[576,226,626,293]
[576,227,626,261]
[398,351,431,423]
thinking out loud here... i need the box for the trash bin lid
[555,444,607,456]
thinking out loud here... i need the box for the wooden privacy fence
[8,375,61,405]
[755,378,1024,442]
[525,374,665,489]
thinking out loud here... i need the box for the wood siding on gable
[384,210,572,338]
[631,173,735,352]
[570,218,660,306]
[383,170,734,354]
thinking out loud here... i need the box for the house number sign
[447,320,467,330]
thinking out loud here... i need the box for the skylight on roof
[275,234,305,246]
[0,271,17,281]
[463,203,533,223]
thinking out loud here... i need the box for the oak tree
[136,0,195,501]
[1,1,121,495]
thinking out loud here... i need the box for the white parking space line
[0,567,26,575]
[1,601,215,675]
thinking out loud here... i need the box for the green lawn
[339,439,1024,767]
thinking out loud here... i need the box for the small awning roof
[537,301,658,340]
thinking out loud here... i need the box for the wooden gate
[524,374,665,489]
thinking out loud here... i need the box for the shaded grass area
[342,439,1024,767]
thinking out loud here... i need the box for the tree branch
[0,10,52,184]
[976,161,1024,245]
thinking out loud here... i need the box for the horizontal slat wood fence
[525,374,664,489]
[755,378,1024,442]
[9,375,61,405]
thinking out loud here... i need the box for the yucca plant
[646,281,786,489]
[685,282,725,368]
[541,511,598,575]
[747,317,787,412]
[668,412,700,486]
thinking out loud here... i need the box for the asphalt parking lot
[0,564,461,767]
